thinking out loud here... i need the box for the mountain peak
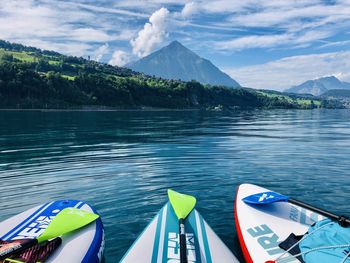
[322,75,337,79]
[160,40,192,53]
[168,40,183,47]
[128,41,240,88]
[285,75,350,96]
[318,75,337,80]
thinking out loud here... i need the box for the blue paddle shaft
[242,191,350,226]
[288,198,350,225]
[179,218,187,263]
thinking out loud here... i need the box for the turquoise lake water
[1,109,350,262]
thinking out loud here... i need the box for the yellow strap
[3,259,41,263]
[3,259,24,263]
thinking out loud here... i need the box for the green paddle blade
[37,208,99,243]
[168,189,196,220]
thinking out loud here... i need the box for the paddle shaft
[179,218,188,263]
[289,198,350,225]
[0,239,38,260]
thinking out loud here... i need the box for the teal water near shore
[1,109,350,262]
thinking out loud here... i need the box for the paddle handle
[179,219,188,263]
[0,238,38,260]
[289,198,350,226]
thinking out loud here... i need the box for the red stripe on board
[234,185,254,263]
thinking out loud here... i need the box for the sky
[0,0,350,91]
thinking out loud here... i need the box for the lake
[1,109,350,262]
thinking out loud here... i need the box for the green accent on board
[168,189,196,220]
[37,208,99,243]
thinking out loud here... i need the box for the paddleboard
[121,202,239,262]
[0,200,104,263]
[235,184,324,263]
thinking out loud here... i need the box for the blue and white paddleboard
[0,200,104,263]
[121,202,239,263]
[235,184,324,263]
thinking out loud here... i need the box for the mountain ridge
[127,41,240,88]
[285,76,350,96]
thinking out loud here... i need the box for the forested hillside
[0,40,338,110]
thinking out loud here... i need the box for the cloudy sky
[1,0,349,90]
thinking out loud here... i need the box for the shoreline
[0,107,202,112]
[0,108,346,113]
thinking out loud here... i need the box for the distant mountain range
[127,41,240,88]
[322,89,350,98]
[285,76,350,96]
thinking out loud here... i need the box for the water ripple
[0,109,350,262]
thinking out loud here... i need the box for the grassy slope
[0,41,336,109]
[257,90,321,107]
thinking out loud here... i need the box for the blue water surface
[1,109,350,262]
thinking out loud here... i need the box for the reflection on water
[1,109,350,262]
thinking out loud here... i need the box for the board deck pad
[0,200,104,263]
[121,202,239,263]
[235,184,324,263]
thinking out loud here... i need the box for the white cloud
[109,50,131,66]
[181,2,199,18]
[0,0,139,57]
[197,0,350,52]
[214,29,333,51]
[14,39,91,57]
[225,51,350,91]
[112,0,188,12]
[131,7,170,57]
[70,28,111,42]
[93,44,109,62]
[65,2,149,18]
[0,0,349,71]
[228,4,350,28]
[319,40,350,48]
[215,34,292,50]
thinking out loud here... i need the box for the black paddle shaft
[0,238,38,260]
[289,198,350,226]
[179,218,188,263]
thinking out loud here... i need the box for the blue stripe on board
[151,205,165,263]
[1,202,53,240]
[81,203,104,263]
[1,200,81,241]
[187,209,201,263]
[0,203,51,240]
[162,202,179,262]
[199,216,212,263]
[120,205,166,262]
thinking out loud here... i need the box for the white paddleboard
[0,200,104,263]
[121,202,240,263]
[235,184,324,263]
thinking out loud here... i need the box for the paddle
[0,207,99,260]
[168,189,196,263]
[242,191,350,226]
